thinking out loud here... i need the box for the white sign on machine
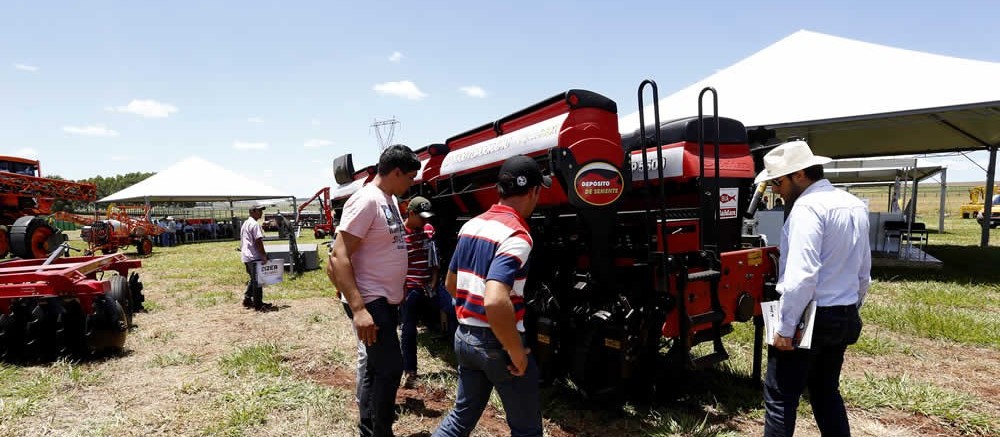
[439,113,568,176]
[719,187,739,220]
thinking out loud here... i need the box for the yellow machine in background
[960,186,998,218]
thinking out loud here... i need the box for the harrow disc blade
[81,297,128,356]
[0,311,23,361]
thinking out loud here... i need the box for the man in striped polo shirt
[433,155,550,437]
[400,196,438,387]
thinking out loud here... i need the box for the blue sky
[2,0,998,197]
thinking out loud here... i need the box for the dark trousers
[764,305,862,437]
[243,262,263,306]
[346,298,403,437]
[433,325,542,437]
[400,288,426,374]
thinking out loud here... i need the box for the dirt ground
[2,262,997,436]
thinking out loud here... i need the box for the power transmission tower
[371,117,401,152]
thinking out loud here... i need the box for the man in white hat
[756,140,871,436]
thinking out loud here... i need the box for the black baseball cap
[497,155,552,196]
[407,196,435,219]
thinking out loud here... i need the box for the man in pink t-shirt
[327,144,420,437]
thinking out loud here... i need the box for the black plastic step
[687,269,721,282]
[689,311,725,326]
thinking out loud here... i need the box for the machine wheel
[22,298,68,362]
[0,225,9,258]
[9,216,62,259]
[107,275,134,327]
[314,229,326,239]
[136,237,154,255]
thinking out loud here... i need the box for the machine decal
[747,249,762,267]
[439,113,568,176]
[629,147,684,181]
[573,161,624,206]
[719,187,739,219]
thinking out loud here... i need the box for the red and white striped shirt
[448,204,532,332]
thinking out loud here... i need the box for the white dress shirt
[777,179,872,337]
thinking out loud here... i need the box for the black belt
[817,304,858,314]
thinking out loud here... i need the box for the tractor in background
[960,185,998,219]
[1,156,97,259]
[52,204,162,255]
[298,187,334,239]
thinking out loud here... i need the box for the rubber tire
[9,216,57,259]
[0,225,9,258]
[107,276,133,328]
[315,229,325,239]
[136,237,153,255]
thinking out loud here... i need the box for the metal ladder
[636,81,729,369]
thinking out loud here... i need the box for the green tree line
[47,172,156,211]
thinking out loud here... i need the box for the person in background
[399,196,438,388]
[241,205,272,311]
[433,155,550,437]
[755,140,870,437]
[328,144,421,437]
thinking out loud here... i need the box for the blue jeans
[243,262,263,306]
[437,284,458,340]
[764,305,862,437]
[433,325,542,437]
[400,288,426,374]
[357,298,403,437]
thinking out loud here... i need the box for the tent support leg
[983,145,998,248]
[938,168,946,233]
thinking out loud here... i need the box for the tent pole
[938,167,946,233]
[983,145,998,247]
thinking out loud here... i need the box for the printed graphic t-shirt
[337,183,407,304]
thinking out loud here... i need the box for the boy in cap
[240,205,271,310]
[433,154,551,437]
[399,196,438,387]
[756,140,870,436]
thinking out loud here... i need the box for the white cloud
[110,155,132,162]
[63,125,119,137]
[373,80,427,100]
[248,116,264,123]
[388,51,403,63]
[112,99,178,118]
[14,148,38,159]
[304,139,333,149]
[14,63,38,72]
[232,141,268,150]
[459,85,488,98]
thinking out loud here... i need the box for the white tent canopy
[621,30,1000,246]
[620,30,1000,159]
[98,156,290,203]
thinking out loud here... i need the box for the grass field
[1,214,998,436]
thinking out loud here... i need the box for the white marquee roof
[98,156,289,203]
[620,30,1000,159]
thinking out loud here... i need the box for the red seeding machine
[331,82,779,401]
[1,156,98,259]
[0,247,144,362]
